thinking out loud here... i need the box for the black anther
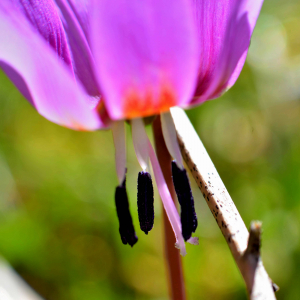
[172,161,198,241]
[115,177,138,247]
[137,171,154,234]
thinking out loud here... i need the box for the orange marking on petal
[62,121,89,131]
[123,86,177,119]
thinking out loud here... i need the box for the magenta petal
[224,1,265,89]
[0,3,103,131]
[190,0,264,106]
[11,0,73,70]
[55,0,100,96]
[90,0,199,120]
[63,0,91,41]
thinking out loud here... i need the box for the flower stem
[153,117,186,300]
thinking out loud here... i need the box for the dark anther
[137,171,154,234]
[115,177,138,247]
[172,160,198,241]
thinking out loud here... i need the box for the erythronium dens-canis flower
[0,0,264,255]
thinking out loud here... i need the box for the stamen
[147,140,187,256]
[161,112,184,170]
[115,177,138,247]
[137,171,154,234]
[172,161,198,241]
[131,118,149,171]
[111,121,126,185]
[131,118,186,255]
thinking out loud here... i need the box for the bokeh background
[0,1,299,299]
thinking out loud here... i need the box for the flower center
[111,111,199,255]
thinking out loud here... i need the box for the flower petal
[90,0,199,120]
[0,2,104,131]
[225,1,265,89]
[55,0,100,96]
[190,0,264,105]
[63,0,91,41]
[11,0,73,69]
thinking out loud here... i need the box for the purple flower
[0,0,263,255]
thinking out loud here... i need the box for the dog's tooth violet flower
[0,0,263,255]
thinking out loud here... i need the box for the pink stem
[153,117,186,300]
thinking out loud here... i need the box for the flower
[0,0,263,255]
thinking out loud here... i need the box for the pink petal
[90,0,199,120]
[0,2,104,131]
[225,1,265,89]
[11,0,73,69]
[62,0,91,41]
[189,0,264,106]
[55,0,100,96]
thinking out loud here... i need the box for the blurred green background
[0,1,299,299]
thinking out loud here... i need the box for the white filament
[111,121,126,185]
[161,111,184,170]
[131,118,149,171]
